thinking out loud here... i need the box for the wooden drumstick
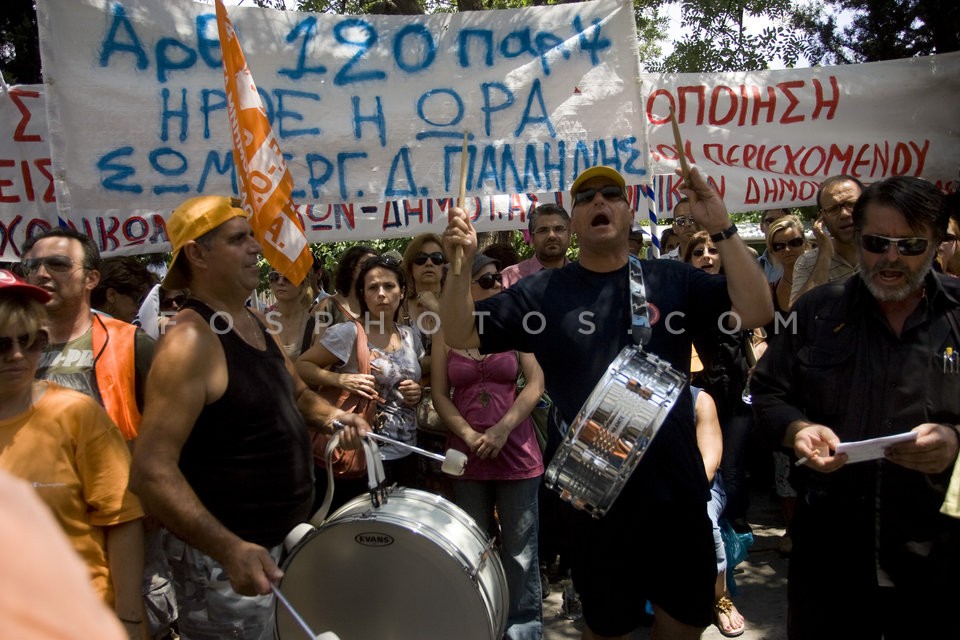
[668,105,691,182]
[453,131,469,276]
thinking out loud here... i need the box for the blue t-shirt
[475,258,731,508]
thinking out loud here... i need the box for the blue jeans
[707,476,728,574]
[454,477,543,640]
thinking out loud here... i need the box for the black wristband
[709,224,738,243]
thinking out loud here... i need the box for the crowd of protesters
[1,169,959,640]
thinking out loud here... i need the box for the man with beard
[790,174,864,305]
[501,203,571,288]
[752,176,960,639]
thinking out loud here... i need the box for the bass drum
[277,488,508,640]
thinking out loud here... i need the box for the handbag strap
[328,297,371,376]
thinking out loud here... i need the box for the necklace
[464,349,490,407]
[242,309,264,349]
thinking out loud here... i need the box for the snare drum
[276,488,508,640]
[545,346,686,518]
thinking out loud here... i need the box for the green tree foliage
[793,0,959,64]
[0,0,42,84]
[651,0,821,72]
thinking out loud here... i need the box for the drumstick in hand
[454,131,470,276]
[668,105,691,182]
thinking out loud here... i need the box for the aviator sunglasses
[0,330,49,357]
[412,252,446,266]
[472,272,503,290]
[772,237,805,253]
[574,185,625,205]
[859,234,929,257]
[20,255,83,276]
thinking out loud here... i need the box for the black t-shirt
[476,258,731,508]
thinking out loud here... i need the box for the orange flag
[215,0,311,285]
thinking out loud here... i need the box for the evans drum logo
[355,532,394,547]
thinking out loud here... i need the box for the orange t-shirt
[0,382,144,604]
[0,469,125,639]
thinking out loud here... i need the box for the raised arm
[680,166,773,329]
[438,206,482,349]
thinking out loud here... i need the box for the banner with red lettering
[215,0,311,284]
[3,0,958,259]
[644,54,960,215]
[0,86,60,260]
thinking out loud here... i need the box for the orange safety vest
[92,315,142,440]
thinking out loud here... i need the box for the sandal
[714,595,746,638]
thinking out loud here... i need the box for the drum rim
[276,488,508,640]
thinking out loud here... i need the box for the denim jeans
[454,477,543,640]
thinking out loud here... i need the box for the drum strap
[628,255,652,347]
[310,435,387,526]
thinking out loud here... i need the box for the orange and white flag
[215,0,311,285]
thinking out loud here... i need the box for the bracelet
[709,224,738,243]
[117,616,143,625]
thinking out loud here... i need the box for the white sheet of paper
[835,431,918,463]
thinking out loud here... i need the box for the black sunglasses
[267,271,288,284]
[574,185,625,205]
[0,330,49,357]
[20,255,83,276]
[412,252,446,266]
[860,234,929,257]
[472,272,503,290]
[673,217,698,228]
[160,294,188,312]
[772,237,805,253]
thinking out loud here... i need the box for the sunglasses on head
[692,247,719,258]
[472,272,502,290]
[574,185,625,205]
[772,237,805,253]
[0,330,49,357]
[160,293,188,312]
[413,252,445,266]
[20,255,82,276]
[860,234,929,257]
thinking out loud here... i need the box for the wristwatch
[709,224,738,243]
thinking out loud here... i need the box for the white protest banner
[0,85,60,260]
[31,0,645,256]
[643,53,960,215]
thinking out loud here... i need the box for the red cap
[0,269,52,303]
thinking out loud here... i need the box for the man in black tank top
[131,196,368,640]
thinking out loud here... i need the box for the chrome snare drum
[545,346,686,518]
[276,488,508,640]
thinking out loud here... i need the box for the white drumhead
[277,489,507,640]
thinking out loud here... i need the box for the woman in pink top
[431,253,545,640]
